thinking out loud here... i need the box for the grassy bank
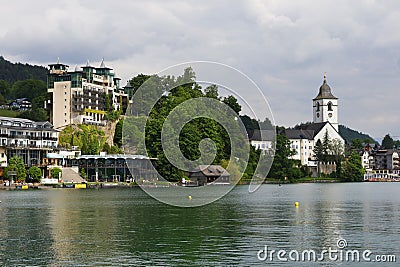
[0,109,20,118]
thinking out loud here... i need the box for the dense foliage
[123,68,242,181]
[0,56,47,85]
[381,134,394,149]
[28,166,42,183]
[119,69,309,183]
[58,124,121,155]
[341,152,365,182]
[51,167,62,179]
[339,125,377,145]
[3,156,27,182]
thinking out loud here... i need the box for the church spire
[314,72,337,100]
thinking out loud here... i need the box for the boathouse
[188,165,230,186]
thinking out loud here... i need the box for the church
[282,74,345,175]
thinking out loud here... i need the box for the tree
[3,156,27,182]
[0,94,5,105]
[268,134,296,180]
[80,168,87,180]
[382,134,394,149]
[394,140,400,149]
[0,80,10,97]
[113,119,123,147]
[126,74,151,97]
[351,138,363,150]
[221,159,242,184]
[10,79,47,100]
[341,151,365,182]
[204,84,219,99]
[28,166,42,183]
[51,167,62,179]
[313,139,324,177]
[222,95,241,114]
[322,130,331,163]
[18,108,49,121]
[330,138,345,178]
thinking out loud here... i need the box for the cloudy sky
[1,0,399,140]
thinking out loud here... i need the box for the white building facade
[0,116,59,168]
[46,59,129,129]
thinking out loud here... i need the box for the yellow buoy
[188,195,192,200]
[294,201,299,207]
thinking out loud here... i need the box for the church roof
[248,129,275,141]
[282,122,331,139]
[282,129,314,140]
[313,74,338,100]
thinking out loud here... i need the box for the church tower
[313,73,339,131]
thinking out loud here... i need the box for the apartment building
[46,59,129,129]
[0,116,59,169]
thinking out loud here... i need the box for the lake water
[0,183,399,266]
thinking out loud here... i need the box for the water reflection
[0,183,399,266]
[0,191,55,266]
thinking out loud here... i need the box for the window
[316,102,320,111]
[328,102,333,111]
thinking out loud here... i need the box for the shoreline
[2,179,396,191]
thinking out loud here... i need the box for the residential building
[0,116,59,176]
[46,59,129,129]
[373,149,400,171]
[248,129,275,154]
[9,98,32,111]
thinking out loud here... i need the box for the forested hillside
[0,56,49,121]
[0,56,47,84]
[338,125,377,145]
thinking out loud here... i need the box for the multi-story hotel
[0,116,59,171]
[46,59,129,129]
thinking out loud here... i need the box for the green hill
[0,56,47,85]
[339,125,377,145]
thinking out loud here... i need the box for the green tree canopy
[28,166,42,183]
[222,95,241,114]
[51,167,62,179]
[382,134,394,149]
[17,108,49,121]
[341,151,365,182]
[0,80,10,97]
[351,138,363,150]
[10,79,47,100]
[268,134,296,180]
[3,156,27,182]
[126,74,151,97]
